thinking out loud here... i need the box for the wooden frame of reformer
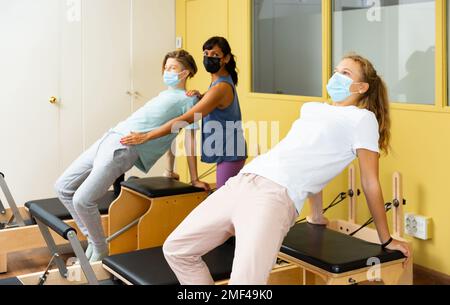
[277,164,413,285]
[6,186,210,285]
[0,207,109,274]
[4,166,412,285]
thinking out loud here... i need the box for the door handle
[126,91,140,98]
[49,96,58,104]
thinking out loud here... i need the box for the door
[128,0,177,178]
[0,0,62,204]
[82,0,133,146]
[82,0,176,179]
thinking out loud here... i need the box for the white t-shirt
[240,102,380,213]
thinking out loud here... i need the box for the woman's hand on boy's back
[186,90,203,99]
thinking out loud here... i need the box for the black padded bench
[281,223,405,274]
[120,176,204,198]
[0,176,125,274]
[23,175,125,223]
[103,240,235,285]
[103,223,405,285]
[22,176,201,224]
[108,177,207,253]
[24,190,117,223]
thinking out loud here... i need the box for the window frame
[247,0,330,103]
[246,0,449,113]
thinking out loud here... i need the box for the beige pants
[163,173,298,285]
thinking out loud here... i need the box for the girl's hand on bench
[192,180,211,192]
[385,239,411,267]
[163,170,180,181]
[306,215,329,226]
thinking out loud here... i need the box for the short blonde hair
[162,49,198,78]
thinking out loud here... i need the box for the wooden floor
[0,247,75,281]
[1,247,447,285]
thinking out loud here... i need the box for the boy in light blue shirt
[54,50,209,262]
[113,88,198,174]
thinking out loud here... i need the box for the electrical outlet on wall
[405,213,432,240]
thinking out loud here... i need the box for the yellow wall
[175,0,450,275]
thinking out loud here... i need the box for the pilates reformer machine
[0,164,412,285]
[0,176,209,285]
[0,172,125,273]
[278,164,412,285]
[100,165,411,285]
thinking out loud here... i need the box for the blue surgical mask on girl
[163,71,183,88]
[326,72,359,102]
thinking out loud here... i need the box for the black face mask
[203,56,222,73]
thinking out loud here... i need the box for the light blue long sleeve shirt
[112,89,198,173]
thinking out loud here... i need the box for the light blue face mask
[326,72,358,102]
[163,71,183,88]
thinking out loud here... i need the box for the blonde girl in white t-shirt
[161,53,411,285]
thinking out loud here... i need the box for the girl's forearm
[308,191,323,217]
[165,146,176,173]
[186,156,198,182]
[363,183,391,243]
[185,130,199,182]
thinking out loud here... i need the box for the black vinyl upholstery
[24,190,117,222]
[103,241,235,285]
[281,223,405,273]
[28,203,76,239]
[120,177,204,198]
[103,223,406,285]
[22,177,201,224]
[22,175,124,223]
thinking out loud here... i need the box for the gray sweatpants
[54,131,139,250]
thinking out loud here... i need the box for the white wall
[0,0,62,205]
